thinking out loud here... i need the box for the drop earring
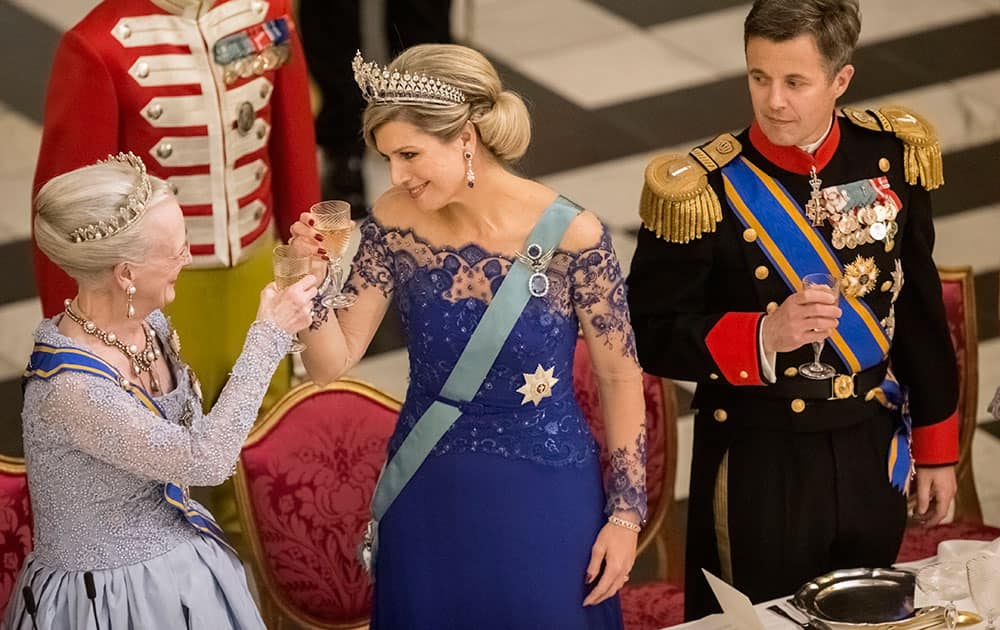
[464,151,475,188]
[126,285,136,319]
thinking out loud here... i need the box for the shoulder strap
[639,133,741,244]
[841,105,943,190]
[371,196,581,522]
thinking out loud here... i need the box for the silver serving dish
[793,568,918,627]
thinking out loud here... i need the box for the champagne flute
[310,200,356,309]
[917,561,970,630]
[968,553,1000,630]
[798,272,840,380]
[271,244,311,353]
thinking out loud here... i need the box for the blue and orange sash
[24,343,235,553]
[721,156,891,373]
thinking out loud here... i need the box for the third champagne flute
[798,272,840,380]
[310,200,356,309]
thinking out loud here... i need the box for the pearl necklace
[63,298,163,394]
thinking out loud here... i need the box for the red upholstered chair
[896,266,1000,563]
[0,455,32,619]
[572,336,686,629]
[234,378,400,629]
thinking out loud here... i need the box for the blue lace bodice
[343,208,646,521]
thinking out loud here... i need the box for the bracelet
[608,515,641,533]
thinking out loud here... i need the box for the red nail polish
[308,218,315,226]
[318,248,327,255]
[315,234,324,242]
[321,255,330,261]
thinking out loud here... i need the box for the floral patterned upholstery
[0,457,32,619]
[235,380,399,628]
[896,267,998,563]
[573,336,685,627]
[620,582,686,630]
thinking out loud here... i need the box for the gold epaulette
[639,133,742,243]
[842,106,944,190]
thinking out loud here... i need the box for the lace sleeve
[38,320,291,486]
[344,217,395,299]
[569,224,648,524]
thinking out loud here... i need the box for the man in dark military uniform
[626,0,960,619]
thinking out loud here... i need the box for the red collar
[748,115,840,175]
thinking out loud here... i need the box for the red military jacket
[33,0,319,317]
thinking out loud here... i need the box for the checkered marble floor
[1,0,998,525]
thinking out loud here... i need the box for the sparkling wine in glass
[271,244,311,353]
[917,561,970,630]
[968,553,1000,630]
[798,272,840,380]
[310,200,356,309]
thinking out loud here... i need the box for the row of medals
[828,198,899,252]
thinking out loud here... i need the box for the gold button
[743,228,758,243]
[260,83,270,99]
[739,370,749,379]
[714,409,728,423]
[766,301,778,315]
[136,62,150,79]
[156,143,173,159]
[755,266,770,280]
[709,373,719,380]
[784,367,798,378]
[879,158,891,173]
[881,280,893,292]
[791,399,806,413]
[146,103,163,120]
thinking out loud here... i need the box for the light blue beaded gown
[342,200,647,630]
[3,312,288,630]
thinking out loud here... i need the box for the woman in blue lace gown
[6,155,316,629]
[295,44,647,629]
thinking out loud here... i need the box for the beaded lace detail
[22,312,290,570]
[345,215,645,518]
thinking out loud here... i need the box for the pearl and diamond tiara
[352,50,466,107]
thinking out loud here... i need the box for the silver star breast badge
[516,364,559,406]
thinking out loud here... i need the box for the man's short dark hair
[744,0,861,75]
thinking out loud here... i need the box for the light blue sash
[362,195,582,574]
[25,343,235,554]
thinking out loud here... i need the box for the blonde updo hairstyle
[34,160,173,288]
[362,44,532,166]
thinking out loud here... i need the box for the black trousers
[684,404,908,620]
[298,0,452,155]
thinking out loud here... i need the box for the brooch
[517,364,559,406]
[514,243,555,298]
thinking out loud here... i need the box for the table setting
[672,538,1000,630]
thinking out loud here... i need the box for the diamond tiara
[352,50,466,107]
[68,152,153,243]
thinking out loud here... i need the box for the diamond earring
[464,151,475,188]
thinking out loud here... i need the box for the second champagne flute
[798,272,840,380]
[310,200,356,309]
[272,244,311,353]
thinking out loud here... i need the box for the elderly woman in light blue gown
[4,154,316,630]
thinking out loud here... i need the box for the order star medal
[517,364,559,406]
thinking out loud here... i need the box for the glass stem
[945,602,957,630]
[812,340,824,366]
[329,258,343,296]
